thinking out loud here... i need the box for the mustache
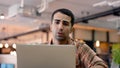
[57,31,63,33]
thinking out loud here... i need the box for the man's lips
[57,32,64,36]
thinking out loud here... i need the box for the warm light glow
[12,43,16,49]
[4,43,9,48]
[79,39,85,43]
[10,51,17,56]
[96,40,100,47]
[0,43,3,48]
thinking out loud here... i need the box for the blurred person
[50,8,108,68]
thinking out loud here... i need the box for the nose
[58,22,64,31]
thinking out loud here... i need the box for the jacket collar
[49,38,74,45]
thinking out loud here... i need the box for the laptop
[16,44,76,68]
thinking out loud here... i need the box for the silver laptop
[16,44,76,68]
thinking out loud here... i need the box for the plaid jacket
[75,41,108,68]
[49,39,108,68]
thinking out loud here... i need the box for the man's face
[51,12,72,41]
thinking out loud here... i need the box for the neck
[52,39,69,45]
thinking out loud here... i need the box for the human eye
[54,20,60,24]
[63,21,69,26]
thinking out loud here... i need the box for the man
[50,8,108,68]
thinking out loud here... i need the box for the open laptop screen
[17,44,76,68]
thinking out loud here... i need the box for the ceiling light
[93,1,108,7]
[0,13,5,19]
[0,43,3,48]
[110,0,120,7]
[12,43,16,49]
[93,0,120,7]
[4,43,9,48]
[36,0,48,13]
[20,0,24,8]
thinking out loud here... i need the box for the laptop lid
[16,44,76,68]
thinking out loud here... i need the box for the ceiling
[0,0,120,43]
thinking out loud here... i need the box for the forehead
[53,12,71,22]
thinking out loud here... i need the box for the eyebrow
[54,19,60,21]
[63,20,69,23]
[54,19,69,22]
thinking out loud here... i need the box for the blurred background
[0,0,120,68]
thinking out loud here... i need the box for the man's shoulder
[70,39,86,49]
[71,39,94,51]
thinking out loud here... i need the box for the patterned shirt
[49,39,108,68]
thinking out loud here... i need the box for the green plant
[112,43,120,64]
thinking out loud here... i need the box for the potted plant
[111,43,120,68]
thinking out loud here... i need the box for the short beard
[56,36,66,41]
